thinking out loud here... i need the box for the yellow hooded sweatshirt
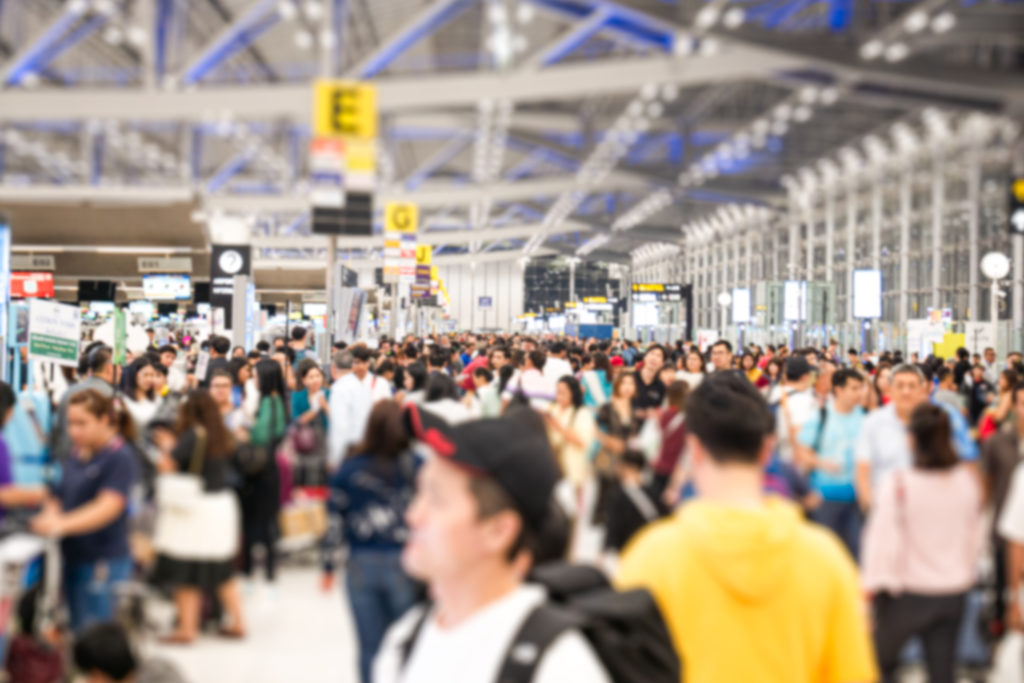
[617,497,877,683]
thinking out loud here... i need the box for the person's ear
[480,509,522,559]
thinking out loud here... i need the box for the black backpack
[401,563,680,683]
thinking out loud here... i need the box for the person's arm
[854,425,874,512]
[0,487,47,508]
[1009,541,1024,630]
[32,490,125,538]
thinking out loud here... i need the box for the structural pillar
[967,145,980,320]
[898,166,911,323]
[931,152,945,311]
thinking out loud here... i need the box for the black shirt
[172,429,231,492]
[200,357,230,389]
[953,360,972,389]
[632,373,665,411]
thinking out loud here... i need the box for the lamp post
[717,291,732,339]
[981,251,1010,352]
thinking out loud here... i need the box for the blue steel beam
[527,7,613,67]
[181,0,281,86]
[206,149,254,194]
[1,3,103,86]
[531,0,675,55]
[154,0,176,82]
[346,0,477,78]
[404,134,471,190]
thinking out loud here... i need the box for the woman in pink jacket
[861,403,984,683]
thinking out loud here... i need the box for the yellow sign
[933,332,966,361]
[583,296,607,304]
[565,302,577,309]
[344,138,377,174]
[632,283,665,293]
[313,80,378,140]
[415,245,432,266]
[1014,179,1024,202]
[385,203,419,235]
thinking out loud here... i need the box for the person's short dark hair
[425,347,446,370]
[209,368,233,384]
[152,363,168,378]
[892,363,927,383]
[403,343,420,361]
[291,326,307,342]
[685,372,774,465]
[784,356,812,382]
[82,345,112,376]
[956,347,969,360]
[426,372,458,402]
[247,350,262,361]
[936,367,953,384]
[158,345,176,357]
[296,358,321,382]
[621,449,647,470]
[831,368,864,391]
[473,366,494,384]
[210,336,231,356]
[549,341,566,356]
[405,362,428,391]
[74,622,138,681]
[847,348,858,356]
[909,404,958,470]
[376,360,396,376]
[645,344,666,360]
[528,349,547,371]
[351,346,372,363]
[711,339,732,354]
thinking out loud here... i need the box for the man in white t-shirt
[998,461,1024,629]
[502,350,557,412]
[768,356,818,464]
[542,341,574,386]
[327,347,391,467]
[373,411,610,683]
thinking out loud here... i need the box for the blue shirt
[291,388,330,430]
[51,437,139,563]
[935,397,978,462]
[327,452,421,554]
[798,405,865,502]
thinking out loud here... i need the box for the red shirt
[654,407,687,476]
[458,355,490,392]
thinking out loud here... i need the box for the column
[846,179,857,323]
[871,175,882,271]
[899,166,911,323]
[825,186,835,282]
[967,144,980,320]
[746,225,754,289]
[931,152,945,310]
[804,203,814,282]
[788,193,799,279]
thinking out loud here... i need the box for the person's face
[136,365,156,393]
[686,353,703,373]
[741,355,754,371]
[659,367,676,386]
[985,349,996,364]
[1013,391,1024,426]
[490,351,508,370]
[617,375,637,400]
[1010,354,1022,367]
[67,404,112,451]
[473,375,489,390]
[834,379,864,410]
[210,377,233,406]
[523,341,536,353]
[152,372,167,394]
[403,458,518,583]
[404,372,415,391]
[274,339,285,350]
[644,348,665,373]
[877,368,892,393]
[710,345,731,371]
[972,366,984,382]
[233,347,245,359]
[353,358,369,378]
[555,381,572,407]
[304,368,324,393]
[891,372,925,414]
[160,351,176,368]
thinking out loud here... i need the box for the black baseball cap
[403,405,560,532]
[785,356,813,381]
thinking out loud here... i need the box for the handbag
[289,422,318,455]
[154,427,239,562]
[237,399,280,475]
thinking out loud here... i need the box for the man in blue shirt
[798,368,866,559]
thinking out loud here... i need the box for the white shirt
[421,398,477,426]
[769,385,818,463]
[328,372,392,467]
[855,403,913,491]
[502,368,557,411]
[373,585,610,683]
[543,357,574,385]
[999,461,1024,543]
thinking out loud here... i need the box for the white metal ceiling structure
[0,0,1021,286]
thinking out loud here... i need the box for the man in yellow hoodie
[617,372,877,683]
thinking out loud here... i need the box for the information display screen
[303,303,327,317]
[143,274,192,301]
[631,283,683,302]
[783,281,808,321]
[853,270,882,319]
[731,288,751,324]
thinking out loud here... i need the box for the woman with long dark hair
[862,404,983,683]
[322,400,420,683]
[290,361,330,486]
[153,390,246,644]
[676,349,706,390]
[581,352,613,408]
[401,362,428,405]
[592,372,642,525]
[123,356,159,434]
[239,360,287,584]
[546,376,596,495]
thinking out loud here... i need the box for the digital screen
[78,280,116,302]
[303,303,327,317]
[143,274,192,301]
[634,302,659,327]
[853,270,882,319]
[89,301,115,315]
[10,271,54,299]
[732,288,751,324]
[128,300,154,318]
[783,281,808,321]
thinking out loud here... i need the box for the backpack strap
[495,605,581,683]
[399,605,432,670]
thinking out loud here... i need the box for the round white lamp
[981,251,1011,323]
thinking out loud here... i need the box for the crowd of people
[3,324,1024,682]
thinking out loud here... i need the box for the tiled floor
[145,567,358,683]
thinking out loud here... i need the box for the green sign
[113,308,126,365]
[28,300,81,366]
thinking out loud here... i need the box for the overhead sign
[113,307,126,366]
[28,299,81,366]
[313,80,378,140]
[11,255,54,271]
[386,203,419,234]
[210,245,252,321]
[731,288,751,324]
[309,137,345,212]
[631,283,683,302]
[783,280,808,322]
[143,274,191,301]
[415,245,432,266]
[10,272,54,299]
[137,257,192,273]
[1011,177,1024,235]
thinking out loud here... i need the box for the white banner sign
[965,322,998,356]
[28,299,81,366]
[138,257,193,273]
[11,255,55,271]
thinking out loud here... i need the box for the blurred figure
[546,376,596,519]
[323,401,421,683]
[581,352,613,408]
[676,349,706,390]
[291,361,331,487]
[862,404,982,683]
[153,391,245,644]
[74,622,186,683]
[32,390,139,632]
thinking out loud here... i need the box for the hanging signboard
[113,307,126,366]
[1010,176,1024,235]
[28,299,81,366]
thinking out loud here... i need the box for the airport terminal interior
[0,0,1023,681]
